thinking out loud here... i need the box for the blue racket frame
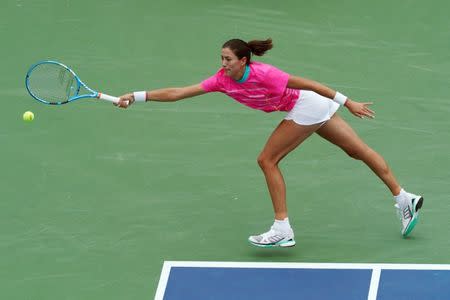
[25,60,118,105]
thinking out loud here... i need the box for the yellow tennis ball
[23,111,34,122]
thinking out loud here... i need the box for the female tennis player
[117,38,423,248]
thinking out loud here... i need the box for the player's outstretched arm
[116,84,206,108]
[287,75,374,119]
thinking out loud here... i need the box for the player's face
[221,47,246,79]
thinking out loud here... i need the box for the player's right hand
[115,93,134,108]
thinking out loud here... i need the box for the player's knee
[345,149,361,160]
[344,146,365,160]
[257,153,276,170]
[257,154,267,168]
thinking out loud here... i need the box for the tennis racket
[25,60,126,105]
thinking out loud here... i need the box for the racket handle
[97,92,129,105]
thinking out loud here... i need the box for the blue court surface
[155,261,450,300]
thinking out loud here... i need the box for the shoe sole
[403,196,424,237]
[248,239,296,248]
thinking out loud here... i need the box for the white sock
[394,188,407,204]
[273,218,291,232]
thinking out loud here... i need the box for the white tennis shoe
[248,226,296,248]
[395,192,424,237]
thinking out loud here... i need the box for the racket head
[25,60,97,105]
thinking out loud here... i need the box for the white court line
[367,267,381,300]
[155,261,450,300]
[163,261,450,270]
[154,262,172,300]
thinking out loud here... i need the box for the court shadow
[247,247,298,258]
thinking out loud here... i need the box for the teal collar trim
[236,65,250,83]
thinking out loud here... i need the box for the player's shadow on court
[247,248,298,258]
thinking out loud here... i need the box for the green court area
[1,0,449,299]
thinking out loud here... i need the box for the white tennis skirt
[284,90,340,125]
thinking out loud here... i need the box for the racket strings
[27,64,79,103]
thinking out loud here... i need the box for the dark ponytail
[248,38,273,56]
[222,38,273,65]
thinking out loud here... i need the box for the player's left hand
[345,99,375,119]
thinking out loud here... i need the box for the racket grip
[98,93,129,105]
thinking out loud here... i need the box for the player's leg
[316,113,400,194]
[258,120,321,218]
[249,119,322,247]
[315,113,423,236]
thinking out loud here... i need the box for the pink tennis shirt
[200,62,300,113]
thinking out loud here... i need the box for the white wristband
[133,91,147,102]
[333,92,347,105]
